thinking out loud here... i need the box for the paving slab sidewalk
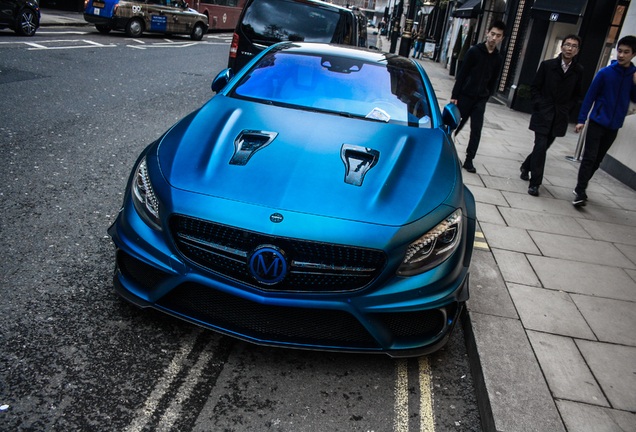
[378,36,636,432]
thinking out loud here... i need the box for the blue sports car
[108,42,476,357]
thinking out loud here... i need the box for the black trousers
[521,132,557,188]
[455,95,488,160]
[575,120,618,199]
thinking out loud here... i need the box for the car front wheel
[190,23,205,41]
[16,8,37,36]
[125,18,144,37]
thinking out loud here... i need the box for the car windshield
[231,50,433,127]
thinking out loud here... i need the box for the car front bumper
[108,185,474,357]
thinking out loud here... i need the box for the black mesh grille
[373,305,455,338]
[168,215,387,293]
[117,250,169,289]
[157,283,379,348]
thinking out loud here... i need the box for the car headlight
[132,157,162,231]
[396,209,462,276]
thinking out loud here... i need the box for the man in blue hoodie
[572,35,636,206]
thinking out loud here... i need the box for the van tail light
[84,0,89,10]
[113,4,118,14]
[230,33,239,58]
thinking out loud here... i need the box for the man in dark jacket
[451,21,505,173]
[572,35,636,206]
[520,35,584,196]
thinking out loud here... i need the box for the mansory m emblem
[248,246,288,284]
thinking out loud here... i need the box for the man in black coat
[520,35,584,196]
[451,21,505,173]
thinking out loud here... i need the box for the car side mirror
[442,103,461,131]
[211,68,234,93]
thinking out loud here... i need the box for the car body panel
[109,43,476,357]
[84,0,208,37]
[0,0,39,35]
[157,97,457,226]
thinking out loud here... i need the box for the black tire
[125,18,144,38]
[190,23,205,41]
[96,25,112,34]
[15,8,38,36]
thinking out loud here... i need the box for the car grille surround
[168,215,387,293]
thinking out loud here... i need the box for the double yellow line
[394,357,435,432]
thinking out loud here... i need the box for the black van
[228,0,367,72]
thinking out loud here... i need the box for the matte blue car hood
[157,96,457,226]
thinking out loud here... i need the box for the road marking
[24,42,47,49]
[419,357,434,432]
[474,231,489,250]
[395,359,409,432]
[26,39,116,50]
[36,31,91,35]
[155,339,217,431]
[395,358,436,432]
[127,329,200,432]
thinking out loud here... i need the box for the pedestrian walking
[451,21,505,173]
[520,35,584,197]
[412,27,426,59]
[572,35,636,206]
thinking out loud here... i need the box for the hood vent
[229,130,278,166]
[341,144,380,186]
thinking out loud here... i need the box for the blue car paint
[108,43,476,357]
[157,97,456,226]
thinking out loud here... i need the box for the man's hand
[450,99,458,105]
[575,123,585,133]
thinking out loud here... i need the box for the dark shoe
[527,186,539,196]
[463,158,476,173]
[520,167,529,181]
[572,191,587,207]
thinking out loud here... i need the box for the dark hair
[488,20,506,35]
[617,35,636,53]
[562,34,581,48]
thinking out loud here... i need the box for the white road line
[131,39,146,44]
[395,358,409,432]
[24,42,47,49]
[127,330,200,432]
[419,357,435,432]
[36,31,91,35]
[155,339,217,432]
[83,39,107,46]
[128,45,147,49]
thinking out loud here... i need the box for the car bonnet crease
[157,97,457,226]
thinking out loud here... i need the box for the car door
[145,0,186,34]
[0,0,18,26]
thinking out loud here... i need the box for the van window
[240,0,350,44]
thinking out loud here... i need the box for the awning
[452,0,482,19]
[531,0,587,24]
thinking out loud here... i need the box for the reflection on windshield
[231,50,432,127]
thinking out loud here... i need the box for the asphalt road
[0,28,481,431]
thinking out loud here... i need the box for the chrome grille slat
[169,215,387,293]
